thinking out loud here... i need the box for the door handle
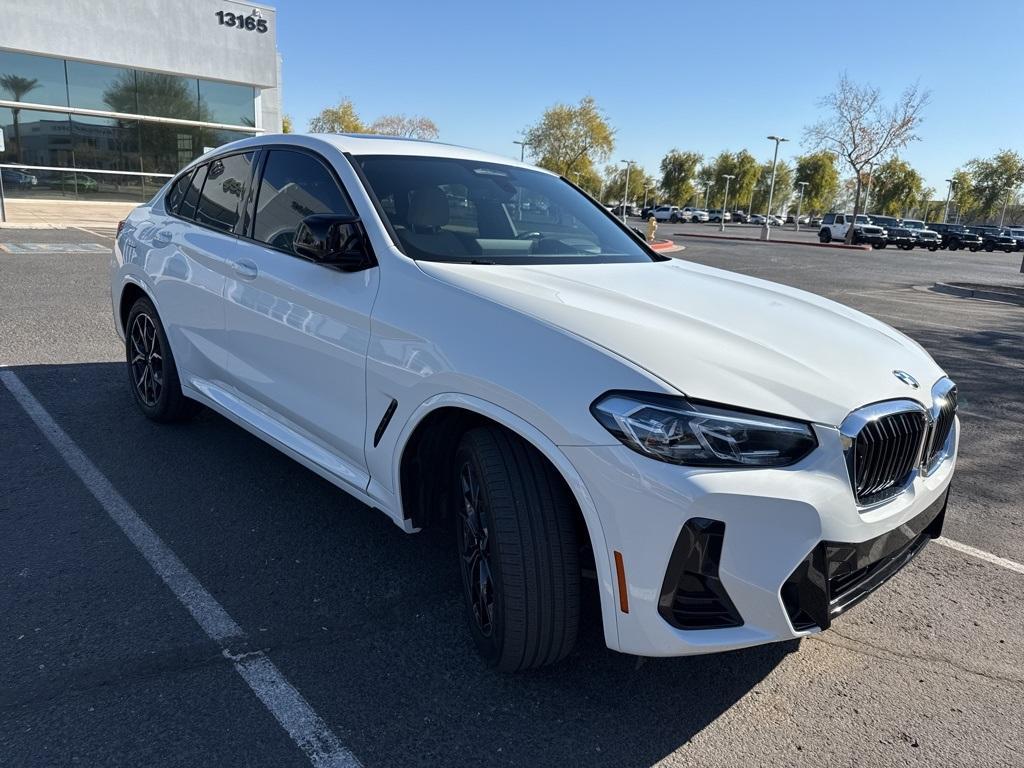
[232,259,258,280]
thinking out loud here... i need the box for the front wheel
[125,297,200,422]
[670,214,679,223]
[454,427,580,671]
[819,229,831,243]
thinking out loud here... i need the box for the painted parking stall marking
[0,369,362,768]
[0,242,110,254]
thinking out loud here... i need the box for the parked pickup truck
[900,220,941,251]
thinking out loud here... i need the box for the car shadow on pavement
[3,362,796,768]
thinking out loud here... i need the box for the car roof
[191,132,553,176]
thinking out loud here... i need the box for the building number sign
[215,10,268,33]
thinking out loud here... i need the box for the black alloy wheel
[129,312,163,407]
[457,459,495,638]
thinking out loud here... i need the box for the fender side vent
[373,399,398,447]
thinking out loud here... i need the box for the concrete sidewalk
[0,199,138,229]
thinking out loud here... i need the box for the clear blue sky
[272,0,1023,194]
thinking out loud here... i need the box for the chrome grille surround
[923,378,957,475]
[840,377,957,508]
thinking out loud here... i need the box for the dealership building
[0,0,280,203]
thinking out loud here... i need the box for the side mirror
[294,213,374,271]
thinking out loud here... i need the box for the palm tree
[0,75,40,163]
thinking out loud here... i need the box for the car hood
[418,258,945,426]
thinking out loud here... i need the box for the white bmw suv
[111,134,958,670]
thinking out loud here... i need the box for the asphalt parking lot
[2,225,1023,767]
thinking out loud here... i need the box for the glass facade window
[0,167,164,202]
[70,115,140,172]
[139,122,201,175]
[0,48,260,197]
[0,50,68,108]
[0,107,73,166]
[136,71,199,121]
[67,60,136,113]
[198,79,255,127]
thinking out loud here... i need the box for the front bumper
[562,418,957,657]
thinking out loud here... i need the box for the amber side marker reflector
[614,550,629,613]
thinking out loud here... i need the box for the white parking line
[0,369,361,768]
[936,537,1024,576]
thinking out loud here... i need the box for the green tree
[793,151,840,213]
[703,150,760,210]
[0,74,40,163]
[281,114,293,133]
[522,96,614,176]
[750,161,793,215]
[964,150,1024,223]
[309,99,367,133]
[867,157,924,216]
[603,165,655,207]
[804,73,929,242]
[659,149,702,206]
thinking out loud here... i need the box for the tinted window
[195,152,254,232]
[166,170,194,213]
[357,155,655,264]
[252,150,351,254]
[178,164,208,220]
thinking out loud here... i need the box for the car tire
[819,229,831,243]
[125,296,200,423]
[970,246,979,252]
[984,243,994,252]
[929,246,938,252]
[670,215,679,223]
[948,241,960,251]
[875,242,886,249]
[453,426,580,672]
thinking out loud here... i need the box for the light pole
[999,187,1014,228]
[703,181,713,210]
[619,159,634,222]
[760,135,788,240]
[942,178,955,224]
[642,184,653,212]
[719,175,735,232]
[795,181,808,232]
[513,140,529,162]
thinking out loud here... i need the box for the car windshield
[355,155,656,264]
[903,220,924,228]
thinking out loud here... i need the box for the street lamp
[703,181,713,210]
[760,135,788,240]
[642,184,654,212]
[719,175,735,232]
[513,140,529,162]
[619,159,634,222]
[795,181,809,232]
[942,178,956,224]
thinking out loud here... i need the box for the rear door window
[178,164,208,221]
[165,170,194,214]
[194,152,255,233]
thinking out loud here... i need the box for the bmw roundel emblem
[893,370,920,389]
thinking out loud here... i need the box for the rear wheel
[948,240,960,251]
[670,214,679,223]
[125,297,199,422]
[454,427,580,671]
[984,242,994,252]
[819,228,831,243]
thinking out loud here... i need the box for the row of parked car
[817,213,1024,252]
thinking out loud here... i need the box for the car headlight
[591,392,817,467]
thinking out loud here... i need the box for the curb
[649,239,678,252]
[675,232,871,251]
[930,282,1024,306]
